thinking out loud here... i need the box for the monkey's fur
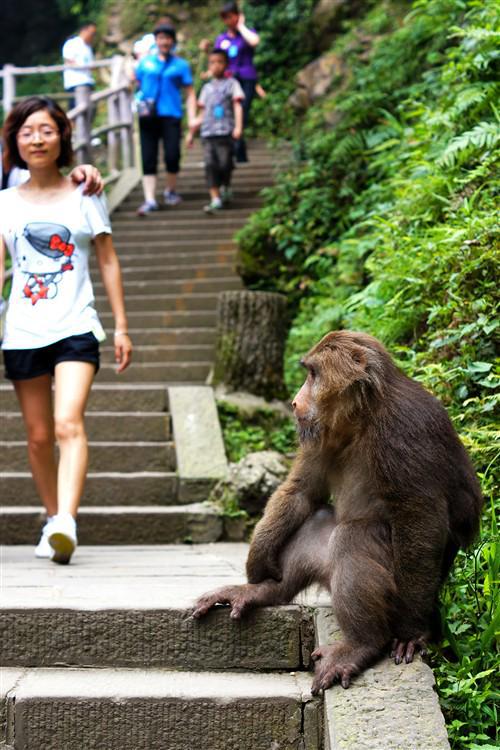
[193,331,483,690]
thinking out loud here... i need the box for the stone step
[95,361,211,383]
[0,383,168,412]
[112,206,256,221]
[114,197,262,213]
[117,263,237,280]
[105,327,216,346]
[99,309,216,328]
[96,291,232,312]
[101,344,213,365]
[110,238,236,254]
[0,504,222,544]
[0,441,175,473]
[112,226,240,241]
[1,668,318,750]
[0,412,170,441]
[93,277,241,295]
[0,472,178,506]
[0,543,313,671]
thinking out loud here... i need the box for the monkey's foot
[311,642,369,692]
[192,584,257,620]
[390,636,428,665]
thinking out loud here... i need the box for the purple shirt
[215,30,257,81]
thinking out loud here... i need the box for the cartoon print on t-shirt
[15,222,75,305]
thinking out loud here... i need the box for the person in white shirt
[62,21,97,110]
[0,96,132,564]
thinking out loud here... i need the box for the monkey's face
[293,364,322,443]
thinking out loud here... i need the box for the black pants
[202,136,234,189]
[139,115,182,175]
[235,78,256,163]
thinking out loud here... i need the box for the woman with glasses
[0,96,132,563]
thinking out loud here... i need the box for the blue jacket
[136,54,193,118]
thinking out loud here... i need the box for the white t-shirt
[62,36,95,90]
[0,184,109,349]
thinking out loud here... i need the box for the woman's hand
[69,164,104,196]
[114,332,132,373]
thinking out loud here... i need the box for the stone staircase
[0,141,451,749]
[0,140,278,547]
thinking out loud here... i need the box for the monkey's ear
[350,345,367,368]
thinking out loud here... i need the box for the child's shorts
[3,332,100,381]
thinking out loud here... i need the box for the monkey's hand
[246,543,282,584]
[192,584,258,620]
[390,635,429,665]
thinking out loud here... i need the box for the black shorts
[3,332,100,381]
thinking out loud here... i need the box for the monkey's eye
[309,366,317,380]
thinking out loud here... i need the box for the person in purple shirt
[215,2,259,162]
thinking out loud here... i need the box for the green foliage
[217,402,296,463]
[236,0,499,744]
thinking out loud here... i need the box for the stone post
[212,290,288,399]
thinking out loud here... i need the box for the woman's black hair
[153,24,177,42]
[220,2,239,16]
[2,96,73,172]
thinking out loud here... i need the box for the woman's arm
[184,85,197,128]
[237,14,260,47]
[0,235,5,310]
[233,100,243,140]
[94,233,132,373]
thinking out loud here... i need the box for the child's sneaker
[48,513,78,565]
[164,190,182,207]
[35,517,55,558]
[220,186,233,205]
[137,200,159,216]
[204,198,223,214]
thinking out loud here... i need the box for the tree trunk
[212,291,288,399]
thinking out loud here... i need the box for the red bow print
[49,234,74,257]
[24,276,49,305]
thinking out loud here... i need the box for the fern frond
[438,122,500,168]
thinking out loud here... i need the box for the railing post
[74,85,91,163]
[119,88,134,168]
[2,64,16,115]
[107,93,120,173]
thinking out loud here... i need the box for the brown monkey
[193,331,483,690]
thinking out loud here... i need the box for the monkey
[193,331,483,691]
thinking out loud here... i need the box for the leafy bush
[236,0,499,744]
[217,402,296,463]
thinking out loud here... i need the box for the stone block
[169,386,228,503]
[1,606,314,671]
[11,669,320,750]
[315,609,450,750]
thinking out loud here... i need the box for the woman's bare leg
[53,361,95,517]
[13,374,57,516]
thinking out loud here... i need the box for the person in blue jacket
[134,24,196,215]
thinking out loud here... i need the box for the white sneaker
[35,517,55,558]
[48,513,78,565]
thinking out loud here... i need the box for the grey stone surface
[0,669,24,746]
[0,472,178,506]
[215,387,292,418]
[316,609,450,750]
[0,383,168,412]
[0,411,170,441]
[0,505,222,545]
[11,668,319,750]
[212,450,289,515]
[1,606,312,671]
[169,386,228,502]
[0,441,175,474]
